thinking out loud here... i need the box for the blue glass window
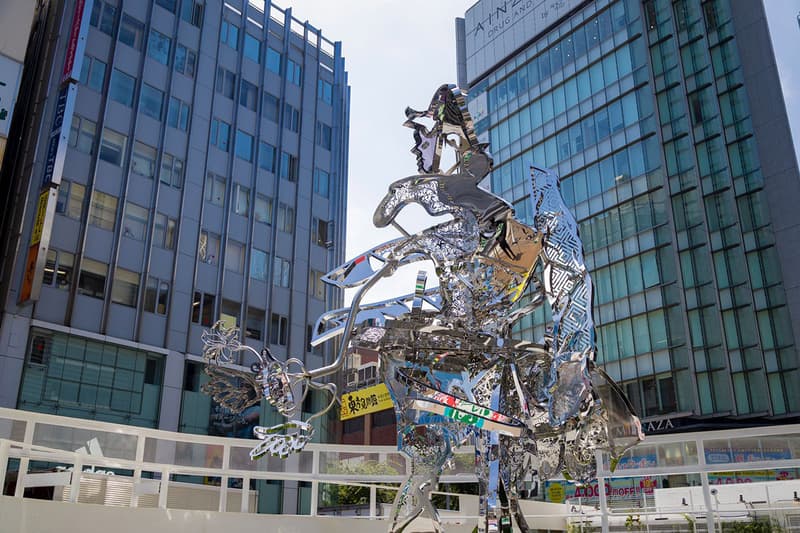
[147,29,171,65]
[266,48,281,74]
[244,33,261,62]
[235,130,253,161]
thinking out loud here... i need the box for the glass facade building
[0,0,349,471]
[457,0,800,430]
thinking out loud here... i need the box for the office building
[0,0,349,469]
[456,0,800,432]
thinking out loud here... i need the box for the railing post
[219,443,231,512]
[14,417,36,498]
[69,456,83,503]
[130,432,146,507]
[0,439,8,490]
[158,468,170,509]
[697,437,716,533]
[241,476,250,513]
[596,451,609,533]
[310,448,319,516]
[370,484,377,519]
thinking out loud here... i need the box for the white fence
[2,407,800,532]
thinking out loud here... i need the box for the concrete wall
[2,496,555,533]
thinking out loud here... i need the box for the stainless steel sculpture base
[202,84,643,532]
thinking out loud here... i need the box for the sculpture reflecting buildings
[203,84,643,532]
[456,0,800,430]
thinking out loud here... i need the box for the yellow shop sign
[340,383,393,420]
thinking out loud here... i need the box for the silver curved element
[201,320,339,458]
[201,84,643,533]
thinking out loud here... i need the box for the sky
[763,0,800,159]
[283,0,800,305]
[286,0,477,304]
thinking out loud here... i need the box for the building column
[157,350,185,432]
[0,312,31,408]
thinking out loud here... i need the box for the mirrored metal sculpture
[202,84,644,532]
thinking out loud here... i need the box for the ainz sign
[465,0,582,53]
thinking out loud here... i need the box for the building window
[270,313,287,345]
[109,69,135,107]
[122,202,148,240]
[283,104,299,132]
[147,29,171,65]
[286,58,302,85]
[277,203,294,233]
[144,276,170,315]
[205,172,226,206]
[99,128,127,166]
[309,269,325,300]
[225,240,244,273]
[258,141,276,172]
[78,258,108,299]
[239,79,258,111]
[315,121,332,150]
[220,20,239,49]
[272,257,291,287]
[43,249,74,290]
[279,152,298,181]
[192,291,215,326]
[313,168,330,198]
[88,191,118,231]
[254,194,272,224]
[266,47,281,74]
[180,0,204,27]
[19,329,164,426]
[167,97,190,131]
[235,129,254,161]
[244,33,261,62]
[56,181,85,219]
[131,141,157,177]
[232,183,249,217]
[317,79,332,104]
[111,268,140,307]
[159,153,184,188]
[139,84,164,120]
[250,248,268,281]
[69,115,96,154]
[119,14,145,50]
[90,1,117,36]
[218,299,239,328]
[312,217,329,247]
[153,213,177,249]
[199,230,220,264]
[79,56,106,92]
[263,91,279,122]
[210,118,231,151]
[174,44,197,77]
[216,67,236,99]
[156,0,176,12]
[246,307,265,340]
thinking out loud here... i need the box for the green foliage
[625,514,642,531]
[431,482,478,510]
[722,519,784,533]
[320,460,399,507]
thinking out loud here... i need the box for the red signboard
[61,0,91,85]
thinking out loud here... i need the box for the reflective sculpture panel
[202,84,643,532]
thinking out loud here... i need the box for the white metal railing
[3,407,800,531]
